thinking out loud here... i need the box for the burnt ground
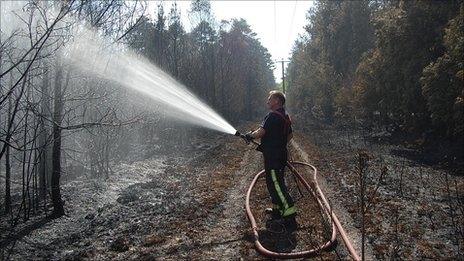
[0,123,357,260]
[295,123,464,259]
[2,122,461,260]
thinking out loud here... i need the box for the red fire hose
[245,161,361,260]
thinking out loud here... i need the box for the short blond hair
[269,90,286,105]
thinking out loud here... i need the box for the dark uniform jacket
[259,107,292,170]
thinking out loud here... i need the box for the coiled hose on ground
[245,161,360,260]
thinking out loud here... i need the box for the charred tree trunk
[38,66,50,201]
[3,70,28,214]
[5,139,11,214]
[21,85,29,220]
[4,91,12,214]
[51,65,64,217]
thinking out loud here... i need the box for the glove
[244,132,254,142]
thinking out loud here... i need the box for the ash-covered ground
[0,123,353,260]
[1,131,258,260]
[2,122,461,260]
[2,127,345,260]
[296,123,464,259]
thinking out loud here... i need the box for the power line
[273,0,277,44]
[287,0,298,41]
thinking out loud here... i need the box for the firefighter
[245,90,297,229]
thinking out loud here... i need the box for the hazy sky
[149,1,315,83]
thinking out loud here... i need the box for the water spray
[65,27,237,135]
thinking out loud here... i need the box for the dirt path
[189,147,260,259]
[188,134,352,260]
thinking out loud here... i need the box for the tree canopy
[128,3,275,121]
[287,0,463,140]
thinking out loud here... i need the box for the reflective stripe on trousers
[270,169,296,217]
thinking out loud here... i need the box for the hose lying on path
[245,161,360,260]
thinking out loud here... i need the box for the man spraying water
[242,90,297,230]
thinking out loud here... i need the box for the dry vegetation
[293,124,464,259]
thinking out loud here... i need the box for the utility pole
[276,59,290,93]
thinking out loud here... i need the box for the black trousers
[263,148,296,217]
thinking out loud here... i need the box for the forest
[1,0,463,260]
[288,0,463,146]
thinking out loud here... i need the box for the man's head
[267,90,286,110]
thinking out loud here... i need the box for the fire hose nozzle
[235,130,253,144]
[234,130,248,142]
[234,130,260,146]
